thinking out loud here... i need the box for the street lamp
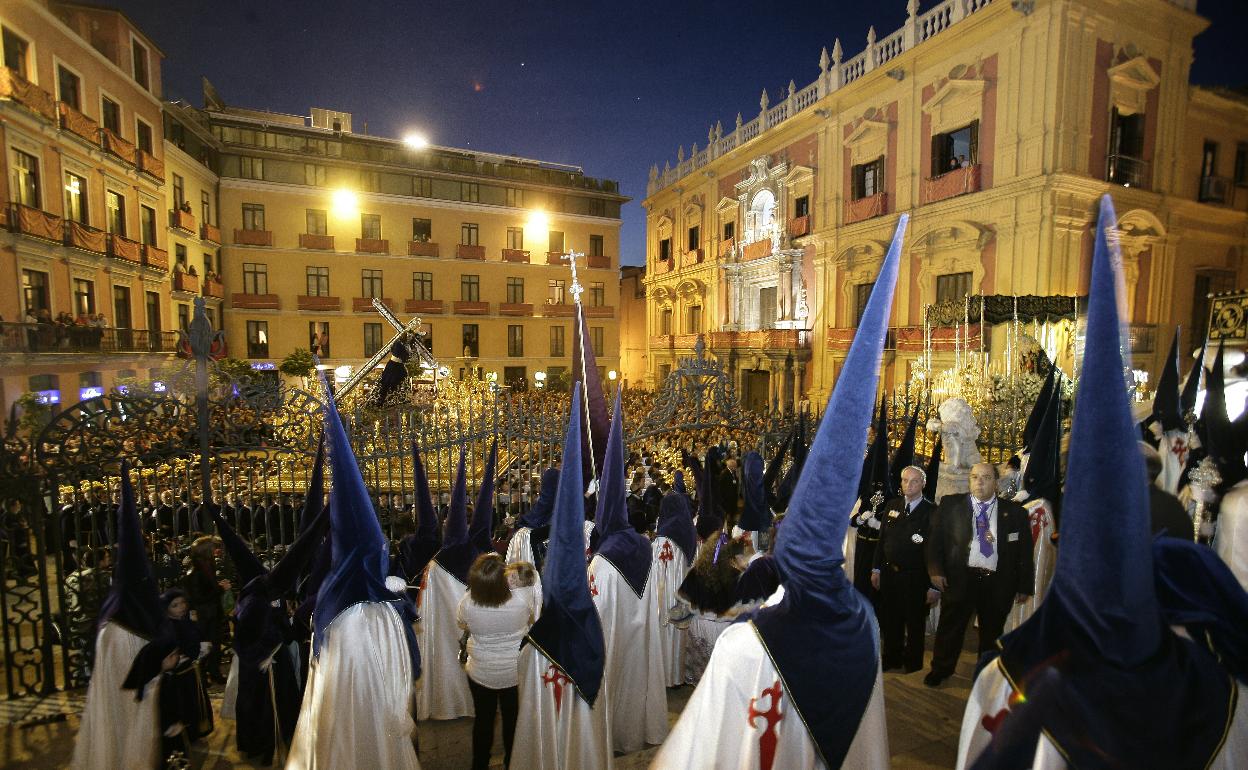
[403,132,429,149]
[534,370,546,389]
[332,188,358,216]
[608,370,617,381]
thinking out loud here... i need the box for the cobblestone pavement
[0,649,978,769]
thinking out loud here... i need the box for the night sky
[117,0,1248,267]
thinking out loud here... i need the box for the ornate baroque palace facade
[0,0,624,411]
[642,0,1248,411]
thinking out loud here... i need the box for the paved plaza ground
[0,643,979,769]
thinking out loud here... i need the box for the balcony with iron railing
[845,192,887,224]
[64,221,106,253]
[200,223,222,244]
[58,102,99,145]
[202,278,225,299]
[502,249,530,263]
[356,237,389,254]
[456,244,486,260]
[170,208,196,234]
[500,302,534,316]
[742,239,772,262]
[788,215,810,238]
[299,233,334,250]
[1106,154,1149,189]
[231,293,280,310]
[1200,175,1232,205]
[353,297,395,312]
[0,67,55,122]
[546,252,568,265]
[108,233,141,264]
[172,271,199,294]
[453,300,490,314]
[298,295,341,311]
[142,244,168,271]
[8,203,62,242]
[137,149,164,180]
[405,299,444,314]
[681,249,704,268]
[100,128,137,165]
[409,241,439,257]
[586,254,612,269]
[0,323,178,355]
[234,228,273,246]
[924,165,981,203]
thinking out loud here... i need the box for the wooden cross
[332,298,435,402]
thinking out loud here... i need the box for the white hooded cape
[506,526,535,565]
[1004,497,1057,633]
[956,656,1248,769]
[1216,479,1248,592]
[651,619,889,769]
[589,553,669,753]
[415,560,473,720]
[511,644,613,770]
[71,623,161,770]
[286,602,419,769]
[651,535,690,688]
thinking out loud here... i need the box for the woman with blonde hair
[457,552,535,769]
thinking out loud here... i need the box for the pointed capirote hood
[298,431,326,535]
[211,504,266,587]
[571,303,609,485]
[312,375,398,656]
[775,411,808,510]
[1151,330,1184,433]
[471,438,498,553]
[983,195,1235,770]
[1021,376,1062,504]
[656,488,696,563]
[672,470,688,496]
[889,405,919,491]
[762,428,793,512]
[859,393,892,506]
[1201,341,1247,489]
[1180,336,1207,419]
[923,436,942,501]
[749,213,907,769]
[525,382,606,705]
[738,450,770,532]
[1022,365,1057,449]
[519,467,560,529]
[592,388,651,595]
[98,463,166,638]
[433,448,477,583]
[412,442,440,543]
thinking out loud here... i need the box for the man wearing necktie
[924,462,1034,688]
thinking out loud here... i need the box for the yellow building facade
[0,0,175,411]
[195,98,625,389]
[619,264,648,387]
[641,0,1248,409]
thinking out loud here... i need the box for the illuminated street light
[404,133,429,149]
[332,188,359,216]
[526,209,549,235]
[608,370,618,381]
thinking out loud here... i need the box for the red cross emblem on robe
[541,664,572,714]
[747,680,785,770]
[659,540,674,563]
[589,571,599,597]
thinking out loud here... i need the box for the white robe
[1004,497,1057,633]
[589,554,669,753]
[506,527,535,565]
[511,644,613,770]
[957,656,1248,769]
[651,621,890,769]
[1216,480,1248,592]
[286,602,419,770]
[416,560,473,720]
[651,536,690,688]
[1158,429,1192,495]
[71,623,161,770]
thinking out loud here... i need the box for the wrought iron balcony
[58,102,99,145]
[405,299,444,314]
[173,272,199,294]
[586,254,612,269]
[356,237,389,254]
[8,203,62,242]
[457,244,486,260]
[100,128,137,165]
[1106,154,1149,189]
[845,192,887,224]
[298,295,341,311]
[0,67,55,121]
[234,228,273,246]
[502,249,530,263]
[1200,175,1231,204]
[409,240,439,257]
[299,233,334,250]
[924,165,981,203]
[0,323,178,354]
[170,208,196,233]
[201,223,222,244]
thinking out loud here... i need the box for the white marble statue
[932,398,981,500]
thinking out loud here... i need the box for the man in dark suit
[871,465,939,672]
[924,462,1034,687]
